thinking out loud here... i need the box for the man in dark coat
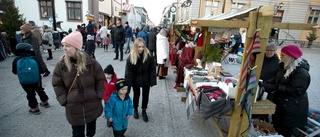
[124,21,133,54]
[147,28,157,59]
[113,20,126,61]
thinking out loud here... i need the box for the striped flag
[239,31,261,93]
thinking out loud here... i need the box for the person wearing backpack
[12,43,50,114]
[20,23,51,77]
[42,25,54,60]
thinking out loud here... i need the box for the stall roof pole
[228,10,273,137]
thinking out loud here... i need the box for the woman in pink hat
[262,44,310,136]
[52,31,105,137]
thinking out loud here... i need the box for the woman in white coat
[156,29,169,79]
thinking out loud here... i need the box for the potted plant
[200,44,223,77]
[306,29,318,48]
[201,43,223,63]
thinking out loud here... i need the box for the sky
[129,0,176,25]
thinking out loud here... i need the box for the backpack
[17,56,40,84]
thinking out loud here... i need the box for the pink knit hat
[281,44,303,59]
[61,31,83,50]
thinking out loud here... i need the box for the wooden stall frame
[189,5,315,137]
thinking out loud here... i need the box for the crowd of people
[5,17,313,136]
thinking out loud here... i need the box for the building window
[39,0,53,19]
[231,3,245,12]
[66,2,82,20]
[307,9,320,24]
[204,1,219,16]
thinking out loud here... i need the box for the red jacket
[103,73,118,102]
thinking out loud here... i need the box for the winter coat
[261,54,280,82]
[113,25,125,44]
[137,30,148,48]
[125,26,133,38]
[52,54,105,126]
[264,60,310,127]
[104,92,133,131]
[260,54,280,101]
[12,49,45,76]
[31,28,42,45]
[86,40,95,55]
[20,31,47,71]
[148,31,157,51]
[99,26,109,39]
[156,34,169,64]
[103,73,118,102]
[42,30,54,50]
[125,53,157,88]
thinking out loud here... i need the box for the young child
[103,64,118,103]
[86,35,95,58]
[12,43,50,114]
[103,34,111,52]
[105,78,133,137]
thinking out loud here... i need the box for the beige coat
[52,54,105,125]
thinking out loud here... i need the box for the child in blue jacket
[105,78,133,137]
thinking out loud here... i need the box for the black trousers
[114,42,124,60]
[132,85,150,109]
[72,119,96,137]
[113,128,127,137]
[21,80,49,108]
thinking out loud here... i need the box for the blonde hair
[283,57,303,79]
[129,38,150,65]
[63,50,87,74]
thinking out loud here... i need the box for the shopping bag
[158,66,168,76]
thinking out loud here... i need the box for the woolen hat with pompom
[61,31,83,50]
[281,44,303,59]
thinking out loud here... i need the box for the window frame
[307,9,320,24]
[231,2,245,12]
[39,0,53,19]
[204,1,219,16]
[66,1,82,21]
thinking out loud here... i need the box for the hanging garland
[170,21,195,42]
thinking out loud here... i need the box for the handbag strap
[68,70,79,93]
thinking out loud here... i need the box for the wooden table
[188,76,276,137]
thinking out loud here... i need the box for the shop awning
[123,4,134,12]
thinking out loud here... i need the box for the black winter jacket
[264,60,310,127]
[113,25,125,44]
[125,53,157,88]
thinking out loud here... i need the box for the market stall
[189,5,315,137]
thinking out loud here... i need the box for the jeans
[114,42,124,60]
[125,38,131,53]
[132,85,150,109]
[21,80,49,108]
[72,119,96,137]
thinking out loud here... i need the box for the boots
[134,108,139,119]
[47,49,53,60]
[142,109,148,122]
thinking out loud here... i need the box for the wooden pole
[228,10,273,137]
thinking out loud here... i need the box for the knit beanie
[61,31,83,50]
[115,78,128,91]
[16,43,33,51]
[104,64,114,74]
[281,44,303,59]
[20,23,32,32]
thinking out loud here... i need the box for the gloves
[49,44,52,47]
[262,83,278,92]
